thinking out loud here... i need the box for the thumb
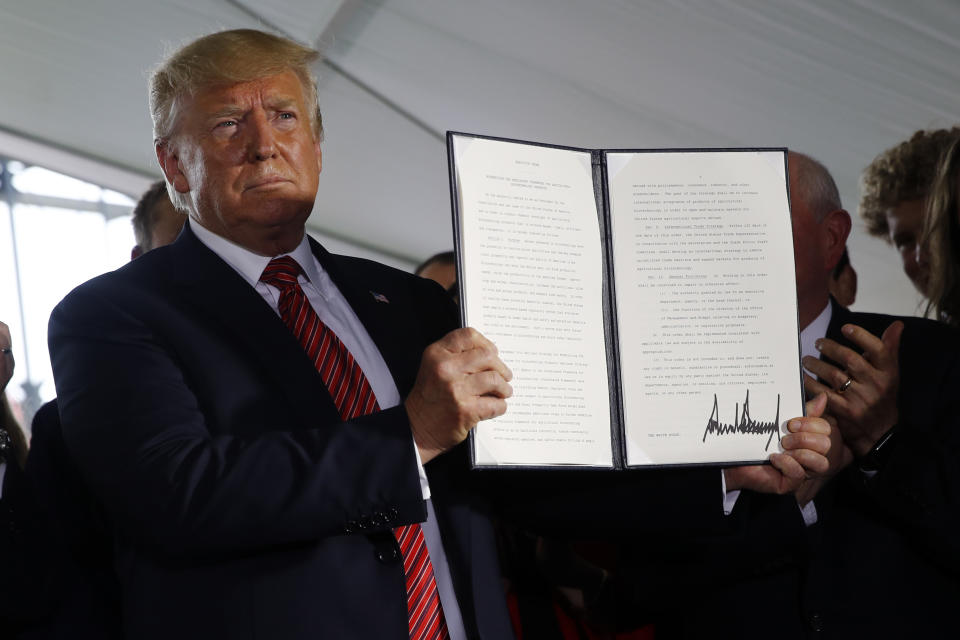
[805,392,828,419]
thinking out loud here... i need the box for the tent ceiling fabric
[0,0,955,314]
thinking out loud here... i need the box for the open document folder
[447,132,804,469]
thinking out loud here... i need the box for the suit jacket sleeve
[823,313,960,573]
[47,263,450,561]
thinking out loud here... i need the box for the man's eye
[278,112,294,120]
[216,120,237,128]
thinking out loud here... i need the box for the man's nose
[247,113,277,162]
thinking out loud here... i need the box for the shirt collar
[800,301,832,363]
[189,218,319,287]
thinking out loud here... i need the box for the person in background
[827,247,857,307]
[0,322,27,471]
[859,127,960,296]
[643,151,960,639]
[0,321,58,638]
[415,250,458,302]
[130,179,185,259]
[919,137,960,327]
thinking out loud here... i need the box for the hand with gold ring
[836,376,853,394]
[801,321,903,457]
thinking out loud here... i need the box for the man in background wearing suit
[791,150,960,637]
[48,30,832,640]
[652,151,960,638]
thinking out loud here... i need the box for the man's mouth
[245,176,290,191]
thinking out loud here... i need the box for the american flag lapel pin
[369,291,390,303]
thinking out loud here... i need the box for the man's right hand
[405,327,513,463]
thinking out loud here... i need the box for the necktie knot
[260,256,302,290]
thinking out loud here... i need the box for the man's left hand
[802,321,903,457]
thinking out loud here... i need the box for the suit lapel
[168,223,340,426]
[308,238,420,397]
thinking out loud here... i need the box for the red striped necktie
[260,256,450,640]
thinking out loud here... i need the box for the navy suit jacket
[48,222,521,639]
[49,223,733,639]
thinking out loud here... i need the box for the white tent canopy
[2,0,957,313]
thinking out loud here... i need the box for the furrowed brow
[267,97,298,111]
[207,105,245,121]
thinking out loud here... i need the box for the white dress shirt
[190,221,467,640]
[801,302,833,366]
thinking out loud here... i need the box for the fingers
[783,448,830,475]
[879,321,904,366]
[474,395,509,421]
[463,369,514,400]
[768,452,806,485]
[805,341,871,384]
[803,392,827,419]
[840,323,900,372]
[438,327,513,381]
[803,373,837,404]
[781,429,830,455]
[787,413,830,436]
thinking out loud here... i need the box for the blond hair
[921,138,960,325]
[859,128,960,240]
[149,29,323,211]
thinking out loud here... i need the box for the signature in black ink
[702,390,780,451]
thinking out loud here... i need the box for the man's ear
[314,139,322,174]
[156,142,191,194]
[822,209,852,270]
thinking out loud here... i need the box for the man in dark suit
[792,150,960,637]
[651,152,960,638]
[48,30,832,640]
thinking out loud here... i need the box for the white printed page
[607,150,803,466]
[451,135,613,467]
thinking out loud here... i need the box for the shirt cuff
[721,470,740,515]
[799,499,818,526]
[412,435,431,500]
[0,461,6,500]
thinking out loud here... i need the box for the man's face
[885,198,929,295]
[149,196,185,250]
[161,71,322,255]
